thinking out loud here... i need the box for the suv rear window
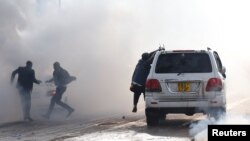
[155,52,212,73]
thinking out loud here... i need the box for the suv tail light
[146,79,162,92]
[206,78,222,91]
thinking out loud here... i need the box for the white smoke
[0,0,34,123]
[0,0,159,123]
[1,0,250,128]
[0,0,132,123]
[190,114,250,141]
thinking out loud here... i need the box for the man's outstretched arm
[10,68,19,84]
[32,71,42,84]
[146,48,162,64]
[46,78,54,83]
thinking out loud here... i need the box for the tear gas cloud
[1,0,250,124]
[0,0,160,123]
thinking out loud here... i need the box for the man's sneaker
[66,109,74,118]
[132,107,137,113]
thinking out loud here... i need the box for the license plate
[178,82,190,92]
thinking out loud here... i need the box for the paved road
[0,95,250,141]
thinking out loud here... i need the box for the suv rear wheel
[159,113,166,121]
[146,115,159,126]
[145,108,159,126]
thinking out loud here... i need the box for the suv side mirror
[221,66,226,78]
[222,66,226,74]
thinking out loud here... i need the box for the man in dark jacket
[11,61,41,121]
[130,50,158,113]
[43,62,76,119]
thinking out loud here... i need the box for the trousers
[46,86,73,115]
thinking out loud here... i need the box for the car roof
[158,49,209,54]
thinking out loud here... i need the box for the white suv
[145,48,226,126]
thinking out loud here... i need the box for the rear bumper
[145,107,226,116]
[145,95,226,114]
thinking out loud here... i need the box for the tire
[145,108,159,126]
[146,115,159,126]
[159,113,166,121]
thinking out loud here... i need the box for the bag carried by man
[61,69,76,85]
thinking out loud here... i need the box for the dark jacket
[53,68,72,87]
[132,51,156,86]
[11,67,40,91]
[132,60,151,86]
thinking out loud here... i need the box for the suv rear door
[150,51,216,101]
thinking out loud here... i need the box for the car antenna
[207,47,211,51]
